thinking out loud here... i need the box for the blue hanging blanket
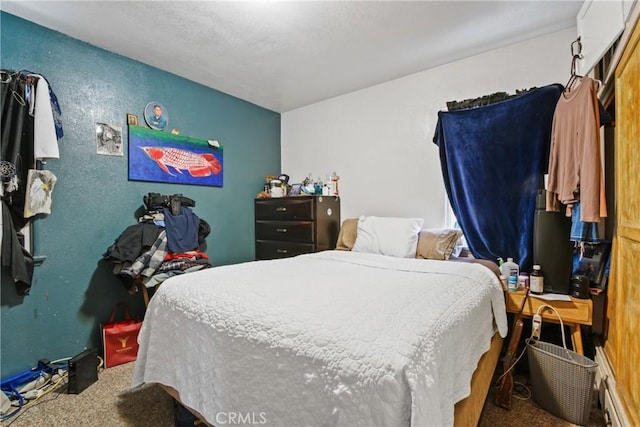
[433,84,563,271]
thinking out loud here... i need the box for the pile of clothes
[103,193,211,293]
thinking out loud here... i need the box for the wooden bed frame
[454,332,503,426]
[160,332,503,427]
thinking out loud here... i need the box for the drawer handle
[277,249,288,254]
[276,207,287,212]
[276,228,287,233]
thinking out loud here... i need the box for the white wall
[282,28,577,226]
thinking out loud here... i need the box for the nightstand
[504,290,593,355]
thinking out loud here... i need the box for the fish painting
[140,146,221,177]
[128,125,223,187]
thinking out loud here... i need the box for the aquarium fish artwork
[141,146,221,177]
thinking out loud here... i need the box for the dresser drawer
[255,240,314,260]
[505,291,593,325]
[255,198,314,220]
[256,221,314,243]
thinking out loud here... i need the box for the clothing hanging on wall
[31,73,61,159]
[546,37,608,276]
[1,71,35,229]
[1,204,34,295]
[545,75,607,223]
[561,36,613,130]
[1,69,63,295]
[23,169,57,218]
[570,202,600,243]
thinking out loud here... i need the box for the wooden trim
[595,346,634,427]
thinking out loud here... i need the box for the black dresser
[254,196,341,260]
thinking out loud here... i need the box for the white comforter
[132,251,507,427]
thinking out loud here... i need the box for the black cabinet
[254,196,340,260]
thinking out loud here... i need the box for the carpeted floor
[2,361,604,426]
[479,374,605,427]
[2,362,173,427]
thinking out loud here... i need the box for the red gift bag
[101,301,142,368]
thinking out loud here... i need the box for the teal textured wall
[0,12,281,376]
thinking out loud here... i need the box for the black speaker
[533,190,573,294]
[68,348,98,394]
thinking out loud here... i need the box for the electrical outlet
[532,314,542,340]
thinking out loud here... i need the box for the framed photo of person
[144,102,168,131]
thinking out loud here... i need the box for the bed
[132,218,508,427]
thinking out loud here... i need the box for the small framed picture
[127,114,138,126]
[96,122,123,156]
[288,183,302,197]
[144,102,168,131]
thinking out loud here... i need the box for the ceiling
[1,1,582,113]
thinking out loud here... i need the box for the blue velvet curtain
[433,84,562,271]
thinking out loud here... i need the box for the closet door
[607,17,640,426]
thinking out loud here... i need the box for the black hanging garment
[1,70,36,294]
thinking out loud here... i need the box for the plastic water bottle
[500,257,520,282]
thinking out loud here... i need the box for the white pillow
[352,216,424,258]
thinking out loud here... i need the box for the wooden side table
[504,290,593,355]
